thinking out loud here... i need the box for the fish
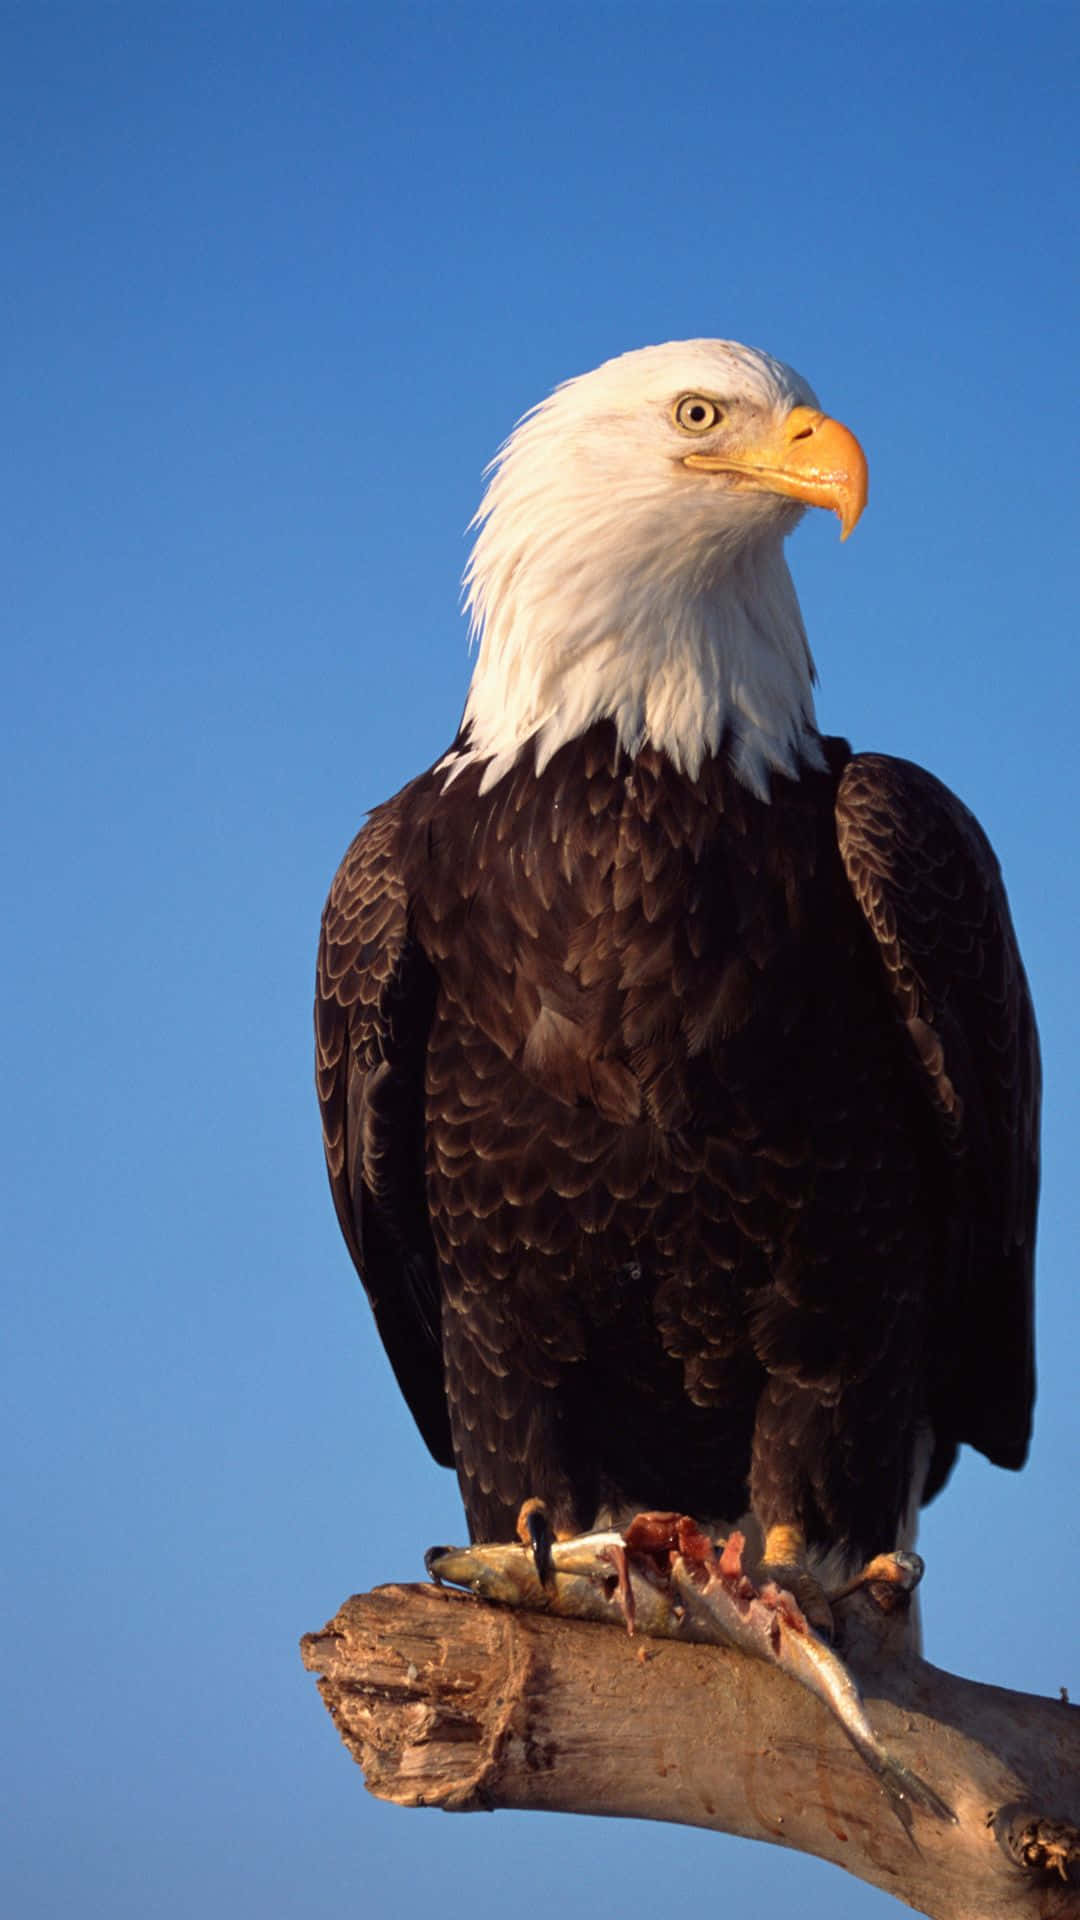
[425,1514,953,1829]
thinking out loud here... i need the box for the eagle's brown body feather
[316,722,1037,1564]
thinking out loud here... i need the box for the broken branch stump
[301,1581,1080,1919]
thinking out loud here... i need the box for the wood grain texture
[302,1582,1080,1920]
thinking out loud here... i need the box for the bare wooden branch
[302,1581,1080,1919]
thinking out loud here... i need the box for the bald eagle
[316,341,1038,1603]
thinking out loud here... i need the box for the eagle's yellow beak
[684,406,868,540]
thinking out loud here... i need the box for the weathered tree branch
[302,1582,1080,1919]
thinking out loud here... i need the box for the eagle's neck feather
[443,497,823,801]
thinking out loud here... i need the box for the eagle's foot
[829,1548,924,1615]
[759,1524,835,1638]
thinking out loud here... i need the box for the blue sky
[3,6,1078,1917]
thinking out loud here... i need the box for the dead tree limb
[302,1581,1080,1920]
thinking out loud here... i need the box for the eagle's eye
[673,394,724,433]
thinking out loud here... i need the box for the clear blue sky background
[3,6,1078,1917]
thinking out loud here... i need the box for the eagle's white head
[444,340,867,800]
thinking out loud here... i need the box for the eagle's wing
[315,797,453,1466]
[835,753,1040,1490]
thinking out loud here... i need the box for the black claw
[526,1506,556,1587]
[894,1551,925,1588]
